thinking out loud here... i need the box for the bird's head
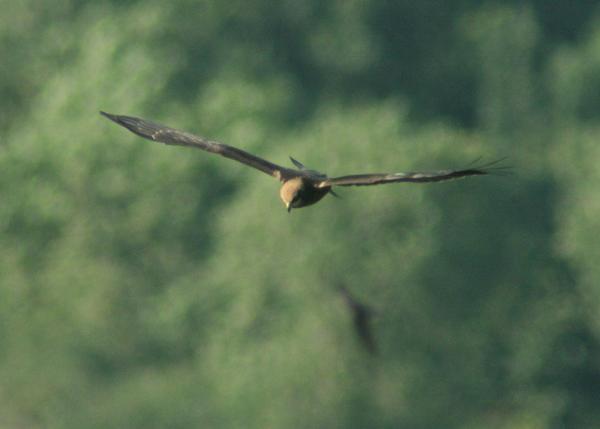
[280,178,304,213]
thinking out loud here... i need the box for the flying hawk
[101,112,505,212]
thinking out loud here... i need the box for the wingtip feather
[472,157,513,177]
[100,111,130,128]
[100,111,160,140]
[100,111,118,121]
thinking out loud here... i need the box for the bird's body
[101,111,506,212]
[280,177,331,211]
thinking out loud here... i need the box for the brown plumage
[101,112,506,212]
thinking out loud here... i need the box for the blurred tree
[1,1,600,428]
[550,19,600,428]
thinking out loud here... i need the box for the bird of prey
[338,285,377,355]
[101,112,506,212]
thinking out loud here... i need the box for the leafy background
[1,1,600,428]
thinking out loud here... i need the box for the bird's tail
[329,189,342,198]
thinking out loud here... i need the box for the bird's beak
[287,203,292,213]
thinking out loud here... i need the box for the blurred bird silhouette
[338,285,377,355]
[101,112,507,212]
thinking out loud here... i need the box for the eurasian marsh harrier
[101,112,505,212]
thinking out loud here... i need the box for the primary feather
[101,111,294,180]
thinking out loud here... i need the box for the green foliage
[1,1,600,428]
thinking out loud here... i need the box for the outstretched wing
[101,112,296,181]
[316,159,508,188]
